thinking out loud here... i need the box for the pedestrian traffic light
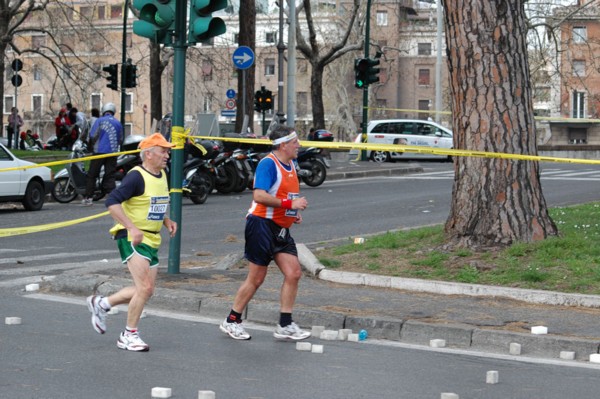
[103,64,118,91]
[354,58,368,89]
[124,63,138,88]
[366,57,381,86]
[188,0,227,44]
[132,0,176,45]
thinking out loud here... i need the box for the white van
[352,119,453,162]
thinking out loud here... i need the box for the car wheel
[22,180,45,211]
[370,151,390,163]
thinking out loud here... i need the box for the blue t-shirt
[89,114,123,154]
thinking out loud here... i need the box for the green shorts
[116,238,160,268]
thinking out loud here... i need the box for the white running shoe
[81,198,93,206]
[273,322,311,340]
[117,331,149,352]
[86,295,107,334]
[219,319,251,340]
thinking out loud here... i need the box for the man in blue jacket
[82,102,123,206]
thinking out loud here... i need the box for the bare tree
[442,0,558,249]
[295,0,362,129]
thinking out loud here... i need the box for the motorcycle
[296,147,330,187]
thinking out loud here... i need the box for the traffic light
[254,90,262,112]
[103,64,118,91]
[188,0,227,44]
[125,63,138,88]
[354,58,368,88]
[132,0,176,45]
[366,57,381,86]
[263,89,273,111]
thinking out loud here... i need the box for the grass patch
[314,202,600,295]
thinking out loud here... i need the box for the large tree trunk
[235,0,255,134]
[310,62,325,129]
[442,0,558,249]
[150,42,164,126]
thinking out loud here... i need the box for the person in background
[81,103,123,206]
[219,126,310,341]
[54,108,72,149]
[86,133,177,352]
[7,107,23,149]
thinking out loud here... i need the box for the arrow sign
[232,46,254,70]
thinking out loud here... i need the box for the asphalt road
[3,291,600,399]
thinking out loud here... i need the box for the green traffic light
[356,80,364,88]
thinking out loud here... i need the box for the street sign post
[232,46,255,122]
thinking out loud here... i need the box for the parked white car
[351,119,454,162]
[0,143,53,211]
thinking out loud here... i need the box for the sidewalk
[46,157,600,363]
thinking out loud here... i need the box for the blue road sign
[226,89,236,99]
[221,109,236,118]
[232,46,254,70]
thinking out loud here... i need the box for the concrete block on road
[5,317,22,325]
[560,351,576,360]
[320,330,338,340]
[486,370,499,384]
[345,316,402,341]
[311,326,325,337]
[441,393,459,399]
[197,391,215,399]
[348,333,360,342]
[151,387,172,398]
[25,283,39,292]
[430,339,446,348]
[472,329,598,360]
[589,354,600,364]
[338,328,352,340]
[531,325,548,335]
[400,320,473,347]
[311,344,324,354]
[296,342,312,351]
[509,342,522,355]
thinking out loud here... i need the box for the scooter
[51,140,105,203]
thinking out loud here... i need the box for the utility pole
[276,1,286,125]
[435,0,443,123]
[360,0,373,161]
[121,0,129,141]
[286,0,296,128]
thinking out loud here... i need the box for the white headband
[272,131,297,145]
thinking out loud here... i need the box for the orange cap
[138,133,176,149]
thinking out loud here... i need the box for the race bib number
[147,196,169,221]
[285,192,299,218]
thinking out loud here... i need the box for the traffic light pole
[167,0,188,274]
[120,0,129,142]
[360,0,372,161]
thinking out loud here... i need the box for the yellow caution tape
[0,211,110,237]
[0,149,141,173]
[193,135,600,165]
[171,126,187,150]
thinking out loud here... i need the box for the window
[418,43,432,56]
[568,127,587,144]
[234,33,239,44]
[33,65,42,81]
[297,92,307,116]
[573,26,587,43]
[32,35,46,50]
[203,97,211,113]
[32,95,42,116]
[418,69,430,85]
[80,6,94,19]
[573,60,585,77]
[110,5,122,19]
[98,6,105,19]
[266,32,277,43]
[264,58,275,75]
[298,59,308,73]
[572,91,585,119]
[4,96,14,114]
[418,100,431,119]
[125,93,133,113]
[376,11,388,26]
[376,99,387,116]
[202,60,213,81]
[124,123,132,136]
[90,93,102,111]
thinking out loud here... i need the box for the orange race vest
[248,153,299,228]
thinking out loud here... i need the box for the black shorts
[244,214,297,266]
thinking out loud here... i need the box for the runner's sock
[125,326,138,335]
[279,312,292,327]
[227,310,243,324]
